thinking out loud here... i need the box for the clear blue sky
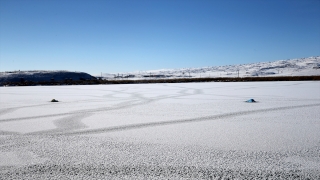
[1,0,319,75]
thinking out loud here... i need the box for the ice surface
[0,82,319,179]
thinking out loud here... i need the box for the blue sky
[1,0,319,75]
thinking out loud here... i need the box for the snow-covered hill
[1,56,319,83]
[104,56,320,79]
[0,70,95,84]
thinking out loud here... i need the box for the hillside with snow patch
[104,56,320,79]
[0,71,95,85]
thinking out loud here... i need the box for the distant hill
[1,56,319,85]
[0,71,95,85]
[103,56,320,79]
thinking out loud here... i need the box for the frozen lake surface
[0,82,320,179]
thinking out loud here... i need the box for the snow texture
[0,82,320,179]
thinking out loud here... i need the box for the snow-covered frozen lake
[1,82,319,179]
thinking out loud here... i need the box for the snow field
[0,82,320,179]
